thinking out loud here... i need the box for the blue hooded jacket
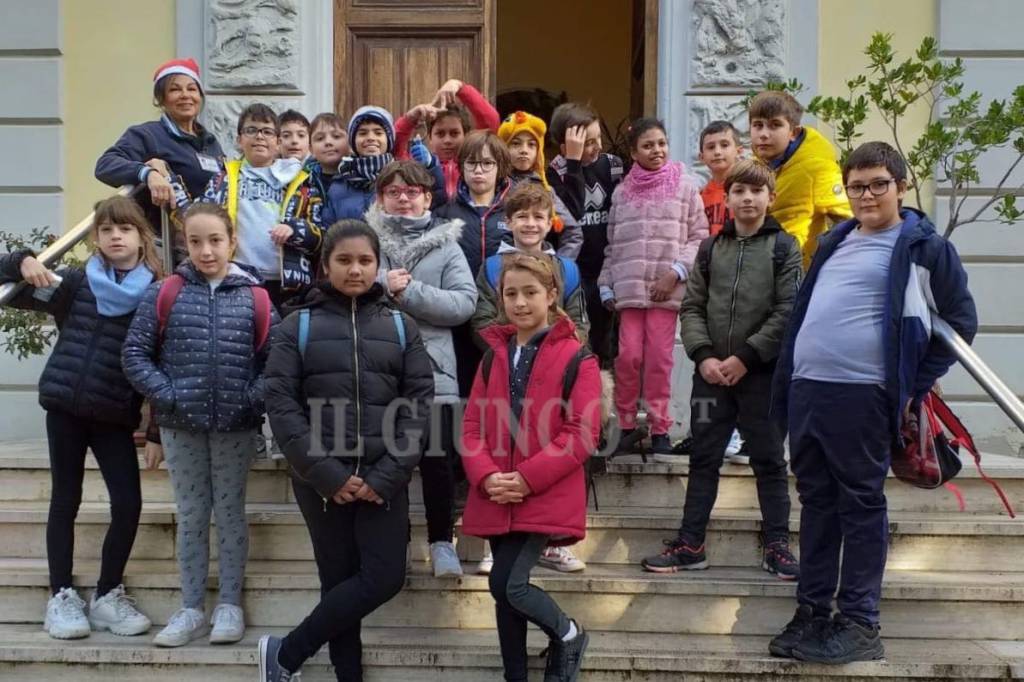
[772,208,978,439]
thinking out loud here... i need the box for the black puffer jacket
[435,179,511,277]
[122,260,279,433]
[0,250,147,428]
[265,283,435,502]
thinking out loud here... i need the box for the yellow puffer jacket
[771,126,852,268]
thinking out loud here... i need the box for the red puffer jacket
[460,318,602,544]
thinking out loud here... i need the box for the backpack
[480,344,601,509]
[297,306,406,357]
[484,253,581,304]
[696,231,793,285]
[155,273,272,351]
[893,390,1016,517]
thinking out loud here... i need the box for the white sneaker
[724,429,749,465]
[429,541,464,577]
[44,587,90,640]
[538,546,586,573]
[476,548,494,576]
[153,607,208,647]
[209,603,245,644]
[88,584,151,636]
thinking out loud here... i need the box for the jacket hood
[365,202,465,266]
[479,315,578,352]
[174,260,263,287]
[496,233,556,255]
[720,215,786,238]
[822,206,934,252]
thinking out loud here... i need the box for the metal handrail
[0,184,178,307]
[932,312,1024,434]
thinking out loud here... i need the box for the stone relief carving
[687,97,748,178]
[202,97,302,157]
[206,0,300,90]
[690,0,787,87]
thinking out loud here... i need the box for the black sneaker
[762,540,800,581]
[768,605,825,658]
[793,614,885,664]
[641,537,709,572]
[613,426,648,456]
[258,634,297,681]
[543,621,589,682]
[671,436,694,455]
[650,434,673,454]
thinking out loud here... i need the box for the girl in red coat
[461,253,602,682]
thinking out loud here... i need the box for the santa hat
[498,111,550,190]
[153,58,203,92]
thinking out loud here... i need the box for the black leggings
[281,479,409,681]
[45,409,142,597]
[420,402,457,543]
[489,533,572,682]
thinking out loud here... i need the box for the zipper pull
[322,497,327,512]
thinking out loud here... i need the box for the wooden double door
[333,0,496,119]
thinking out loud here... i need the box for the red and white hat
[153,58,203,92]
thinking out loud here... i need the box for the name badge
[197,153,221,173]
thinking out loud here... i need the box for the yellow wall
[497,0,633,133]
[64,0,176,231]
[817,0,937,209]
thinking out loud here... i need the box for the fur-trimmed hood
[365,202,466,270]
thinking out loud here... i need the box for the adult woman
[95,58,224,227]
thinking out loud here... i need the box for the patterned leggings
[160,427,255,610]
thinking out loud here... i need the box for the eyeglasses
[382,186,425,200]
[241,126,278,139]
[463,159,498,172]
[844,178,896,199]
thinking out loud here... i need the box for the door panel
[334,0,495,119]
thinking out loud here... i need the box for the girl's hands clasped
[484,471,532,504]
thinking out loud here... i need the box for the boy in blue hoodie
[768,142,977,664]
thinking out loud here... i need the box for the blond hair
[497,254,571,329]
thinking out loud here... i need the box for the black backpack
[480,345,602,509]
[695,231,795,284]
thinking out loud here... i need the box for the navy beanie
[347,105,395,155]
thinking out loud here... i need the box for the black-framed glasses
[463,159,498,172]
[241,126,278,139]
[845,178,896,199]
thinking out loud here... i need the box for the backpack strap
[558,256,581,303]
[927,392,1016,518]
[560,347,593,407]
[485,255,502,293]
[696,235,717,284]
[224,160,242,226]
[250,286,272,351]
[155,274,186,344]
[297,308,311,358]
[772,231,796,276]
[481,347,495,387]
[391,308,406,351]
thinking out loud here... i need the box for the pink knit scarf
[619,160,683,203]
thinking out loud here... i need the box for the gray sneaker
[259,634,300,681]
[430,541,463,577]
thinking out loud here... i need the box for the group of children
[0,57,979,682]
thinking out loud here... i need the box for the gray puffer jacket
[366,203,478,402]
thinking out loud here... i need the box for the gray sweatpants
[161,427,255,610]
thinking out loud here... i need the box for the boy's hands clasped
[699,356,748,386]
[483,471,532,504]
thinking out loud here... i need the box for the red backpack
[155,273,272,351]
[893,390,1016,517]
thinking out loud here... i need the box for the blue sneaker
[258,634,298,681]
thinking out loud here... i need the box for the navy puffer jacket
[0,250,147,429]
[122,260,279,433]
